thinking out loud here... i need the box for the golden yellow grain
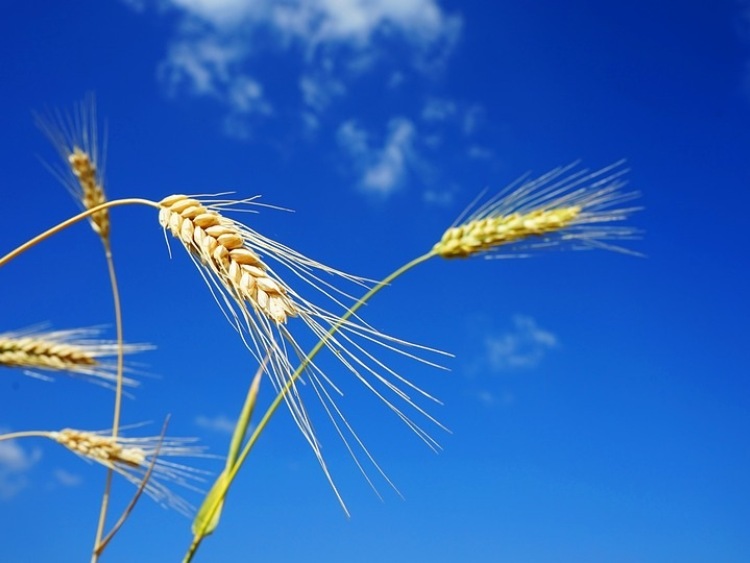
[434,161,640,259]
[158,194,297,324]
[35,95,110,240]
[49,428,208,515]
[52,428,144,467]
[0,327,145,386]
[67,147,110,238]
[435,206,582,258]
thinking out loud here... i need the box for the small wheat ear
[433,161,641,258]
[34,94,110,241]
[0,326,148,387]
[49,428,209,516]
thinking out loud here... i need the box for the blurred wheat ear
[49,428,209,516]
[34,94,110,242]
[0,326,149,387]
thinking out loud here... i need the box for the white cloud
[461,104,485,135]
[195,414,236,434]
[421,97,457,121]
[300,72,346,113]
[421,98,486,135]
[484,315,559,371]
[54,468,82,487]
[476,389,515,407]
[422,189,453,206]
[337,118,418,196]
[467,145,493,159]
[228,76,272,115]
[0,438,42,500]
[126,0,462,133]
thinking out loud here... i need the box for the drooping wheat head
[434,161,640,259]
[35,95,110,241]
[0,327,148,387]
[158,194,447,510]
[49,428,207,515]
[158,195,297,324]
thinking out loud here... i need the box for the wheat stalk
[434,161,641,258]
[0,327,147,387]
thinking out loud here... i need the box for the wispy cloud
[195,414,236,434]
[0,437,42,500]
[127,0,462,128]
[53,468,82,487]
[337,117,419,196]
[484,315,559,372]
[475,389,515,408]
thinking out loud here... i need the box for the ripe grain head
[0,326,149,387]
[49,428,208,515]
[35,95,110,240]
[434,161,641,259]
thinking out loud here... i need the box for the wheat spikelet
[159,194,296,324]
[67,146,109,238]
[0,327,147,387]
[35,95,110,240]
[434,161,641,259]
[49,428,208,515]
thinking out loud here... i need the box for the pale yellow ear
[0,326,149,388]
[434,161,641,259]
[34,94,111,242]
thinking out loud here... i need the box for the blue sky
[1,0,749,561]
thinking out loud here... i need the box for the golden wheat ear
[158,194,298,324]
[48,428,209,516]
[0,326,150,388]
[434,161,642,258]
[34,94,110,241]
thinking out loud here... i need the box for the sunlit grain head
[35,95,110,240]
[0,326,149,388]
[49,427,208,515]
[434,161,641,259]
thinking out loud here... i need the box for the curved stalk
[91,241,125,563]
[0,198,159,269]
[184,250,437,562]
[0,431,49,442]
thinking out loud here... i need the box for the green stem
[184,250,437,562]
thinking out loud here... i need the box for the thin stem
[0,197,158,562]
[0,198,160,269]
[184,250,437,562]
[0,431,49,442]
[94,418,170,557]
[91,241,125,563]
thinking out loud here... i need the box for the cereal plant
[0,98,639,562]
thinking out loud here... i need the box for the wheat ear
[0,327,147,387]
[49,428,207,515]
[35,95,110,241]
[433,161,641,258]
[158,194,297,324]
